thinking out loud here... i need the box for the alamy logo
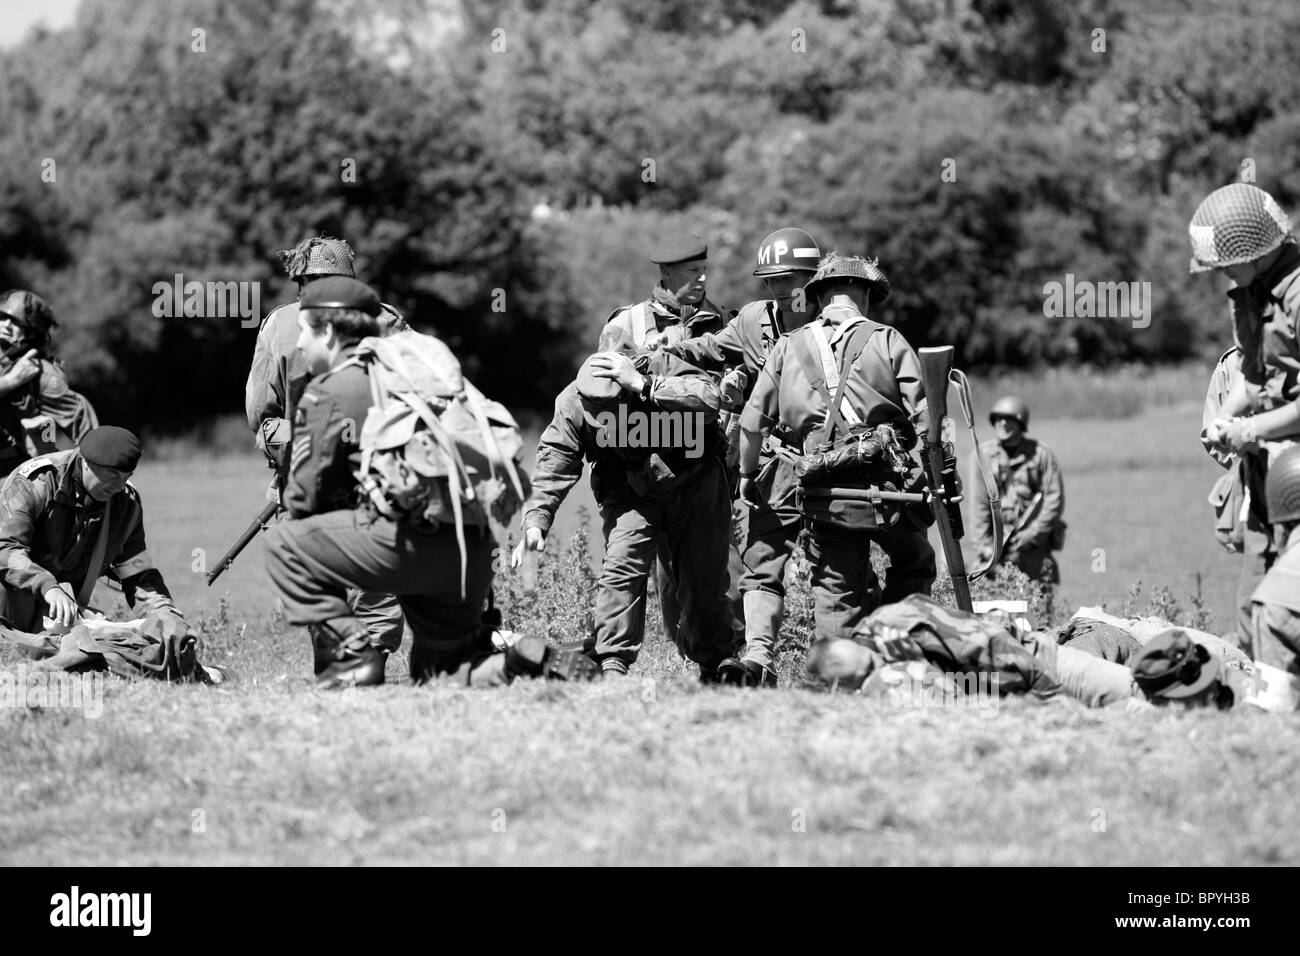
[152,274,261,328]
[50,886,151,936]
[1041,274,1151,329]
[590,407,707,459]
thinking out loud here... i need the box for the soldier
[262,278,592,689]
[738,253,936,643]
[1192,184,1300,639]
[968,396,1066,584]
[597,233,730,352]
[1247,444,1300,671]
[0,426,187,641]
[245,236,405,658]
[598,232,741,655]
[666,227,823,686]
[513,349,738,679]
[0,290,98,476]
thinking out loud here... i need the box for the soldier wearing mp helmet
[667,226,822,686]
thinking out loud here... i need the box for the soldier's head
[296,277,383,375]
[1266,445,1300,551]
[575,351,627,424]
[279,235,357,298]
[753,227,822,315]
[989,395,1029,449]
[1188,183,1294,287]
[0,289,56,355]
[78,426,141,502]
[802,253,890,315]
[652,233,708,307]
[1130,629,1245,710]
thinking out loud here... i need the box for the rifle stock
[206,499,279,586]
[918,346,972,611]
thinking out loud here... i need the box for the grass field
[1,386,1295,867]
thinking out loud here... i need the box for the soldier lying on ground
[804,594,1264,711]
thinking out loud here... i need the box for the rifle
[206,499,279,586]
[918,346,972,611]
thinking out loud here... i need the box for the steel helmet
[0,289,56,345]
[1266,445,1300,524]
[801,252,891,305]
[989,395,1029,429]
[279,235,356,281]
[1188,183,1293,274]
[753,227,822,277]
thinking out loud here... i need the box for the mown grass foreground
[2,610,1297,866]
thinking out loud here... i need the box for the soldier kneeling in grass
[0,426,215,682]
[262,278,598,689]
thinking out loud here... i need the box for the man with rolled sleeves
[667,226,823,686]
[514,349,738,679]
[263,278,595,689]
[0,426,188,640]
[738,253,936,644]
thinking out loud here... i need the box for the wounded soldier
[806,595,1274,712]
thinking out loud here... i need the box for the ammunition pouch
[795,429,930,531]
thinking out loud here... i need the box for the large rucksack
[346,330,527,594]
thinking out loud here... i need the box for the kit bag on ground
[346,330,527,593]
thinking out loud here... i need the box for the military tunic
[969,436,1065,584]
[0,449,179,630]
[523,352,737,671]
[741,305,936,642]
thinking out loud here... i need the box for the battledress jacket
[0,449,178,614]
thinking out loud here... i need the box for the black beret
[299,276,382,317]
[80,426,142,471]
[649,233,708,266]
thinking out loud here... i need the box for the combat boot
[505,635,602,682]
[717,657,778,688]
[310,622,386,690]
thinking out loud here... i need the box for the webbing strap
[810,321,865,428]
[950,368,1003,579]
[630,302,653,347]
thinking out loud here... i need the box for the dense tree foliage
[0,0,1294,430]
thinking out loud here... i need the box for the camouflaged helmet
[753,227,822,277]
[1188,184,1293,274]
[279,235,356,281]
[802,252,891,305]
[0,289,56,347]
[1266,445,1300,525]
[989,395,1030,430]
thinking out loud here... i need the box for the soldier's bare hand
[510,527,546,568]
[42,585,78,628]
[588,352,645,394]
[6,349,39,387]
[738,475,760,510]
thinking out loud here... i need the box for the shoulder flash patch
[13,457,55,480]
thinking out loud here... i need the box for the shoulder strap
[77,501,112,608]
[793,320,881,444]
[629,302,652,347]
